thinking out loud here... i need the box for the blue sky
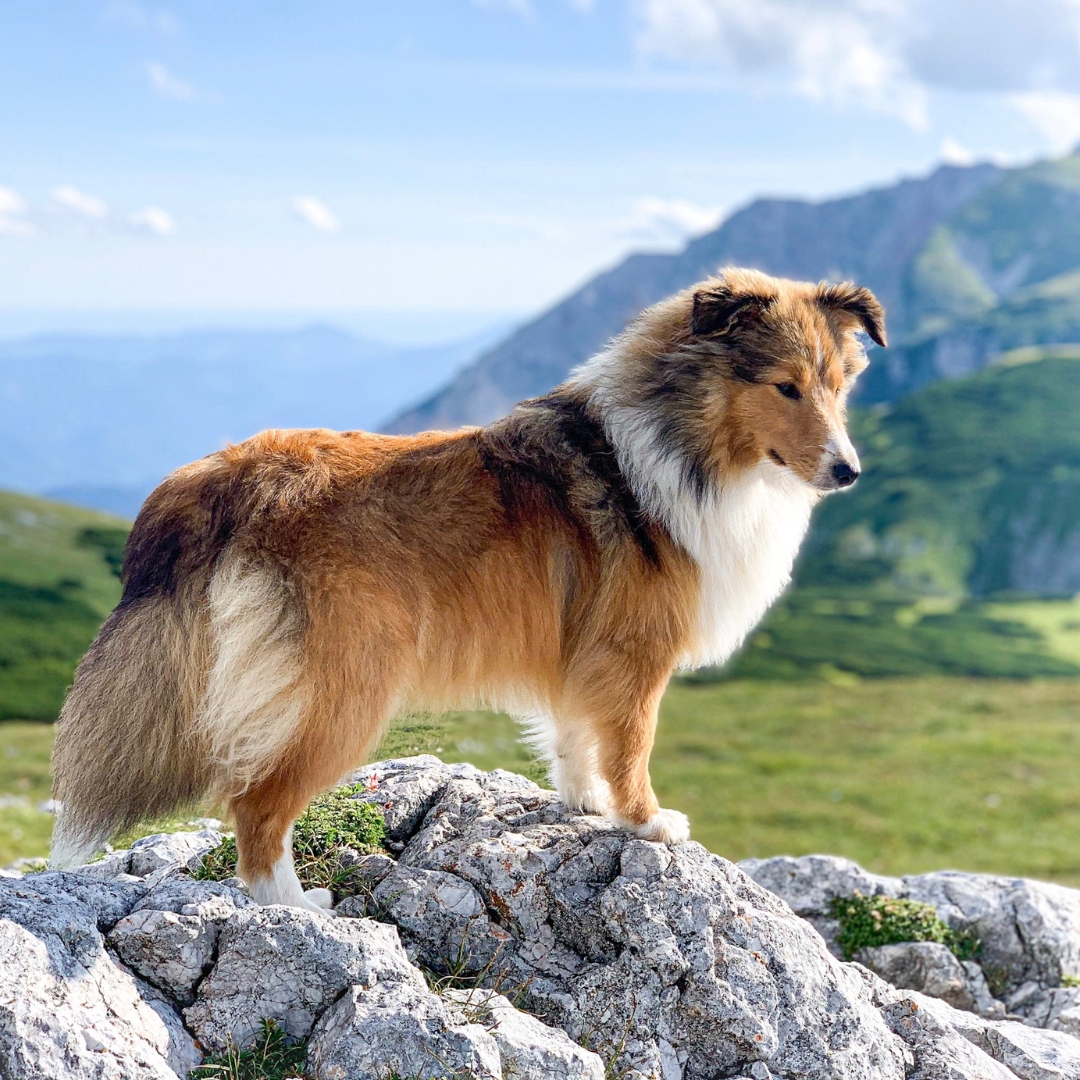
[3,0,1080,335]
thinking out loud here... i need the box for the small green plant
[188,1018,307,1080]
[829,891,980,962]
[1061,974,1080,988]
[193,786,385,899]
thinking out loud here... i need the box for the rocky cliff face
[3,757,1080,1079]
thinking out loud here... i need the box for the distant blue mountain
[0,323,506,518]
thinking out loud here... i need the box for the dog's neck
[573,352,818,667]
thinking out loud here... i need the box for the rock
[444,989,606,1080]
[184,904,425,1049]
[108,908,217,1007]
[308,980,502,1080]
[742,854,1080,1029]
[346,757,911,1080]
[1018,987,1080,1037]
[127,829,223,877]
[0,875,198,1079]
[858,942,977,1012]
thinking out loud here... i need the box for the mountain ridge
[386,155,1080,432]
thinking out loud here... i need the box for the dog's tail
[50,455,309,868]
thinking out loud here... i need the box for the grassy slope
[6,677,1080,883]
[0,490,126,719]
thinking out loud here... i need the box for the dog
[50,267,884,910]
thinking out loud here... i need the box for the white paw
[630,808,690,845]
[304,887,335,912]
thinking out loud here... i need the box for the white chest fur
[670,461,816,668]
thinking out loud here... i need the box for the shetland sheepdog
[50,268,884,910]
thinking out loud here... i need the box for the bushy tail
[49,593,215,867]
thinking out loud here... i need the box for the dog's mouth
[767,449,787,467]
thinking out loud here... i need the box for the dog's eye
[775,383,801,401]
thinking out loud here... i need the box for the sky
[3,0,1080,337]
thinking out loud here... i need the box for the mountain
[388,152,1080,432]
[0,324,501,517]
[0,489,124,719]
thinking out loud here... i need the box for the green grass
[6,677,1080,884]
[828,893,979,961]
[188,1019,308,1080]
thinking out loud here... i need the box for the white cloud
[292,196,341,234]
[625,196,723,246]
[1010,91,1080,154]
[0,186,27,217]
[939,137,975,166]
[633,0,1080,132]
[635,0,928,128]
[52,185,109,218]
[128,206,177,235]
[0,185,34,238]
[146,61,196,101]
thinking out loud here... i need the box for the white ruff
[582,360,817,669]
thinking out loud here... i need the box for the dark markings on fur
[477,392,661,567]
[768,449,787,467]
[121,467,239,603]
[817,282,888,347]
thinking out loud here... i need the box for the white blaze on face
[815,429,860,490]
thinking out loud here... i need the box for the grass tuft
[193,785,386,899]
[829,891,980,961]
[188,1018,308,1080]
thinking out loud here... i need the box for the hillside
[388,151,1080,432]
[0,489,124,719]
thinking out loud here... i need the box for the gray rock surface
[184,903,425,1049]
[307,980,502,1080]
[444,989,607,1080]
[0,873,199,1080]
[4,759,1080,1080]
[743,854,1080,1033]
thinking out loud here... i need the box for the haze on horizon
[3,0,1080,336]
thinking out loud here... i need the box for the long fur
[50,267,883,904]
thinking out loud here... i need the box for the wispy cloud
[1010,92,1080,154]
[146,61,198,102]
[127,206,177,235]
[0,186,34,237]
[624,196,722,246]
[52,185,109,218]
[635,0,927,129]
[292,196,340,234]
[633,0,1080,135]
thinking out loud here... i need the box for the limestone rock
[184,904,425,1049]
[307,980,502,1080]
[444,989,607,1080]
[127,829,224,877]
[0,875,198,1079]
[858,942,977,1012]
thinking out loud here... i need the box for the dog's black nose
[832,461,859,487]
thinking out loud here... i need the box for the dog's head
[672,268,885,493]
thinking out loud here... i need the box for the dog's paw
[631,807,690,845]
[303,887,336,913]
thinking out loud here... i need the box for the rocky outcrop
[743,853,1080,1036]
[2,757,1080,1080]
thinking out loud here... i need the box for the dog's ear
[817,282,887,347]
[691,285,772,338]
